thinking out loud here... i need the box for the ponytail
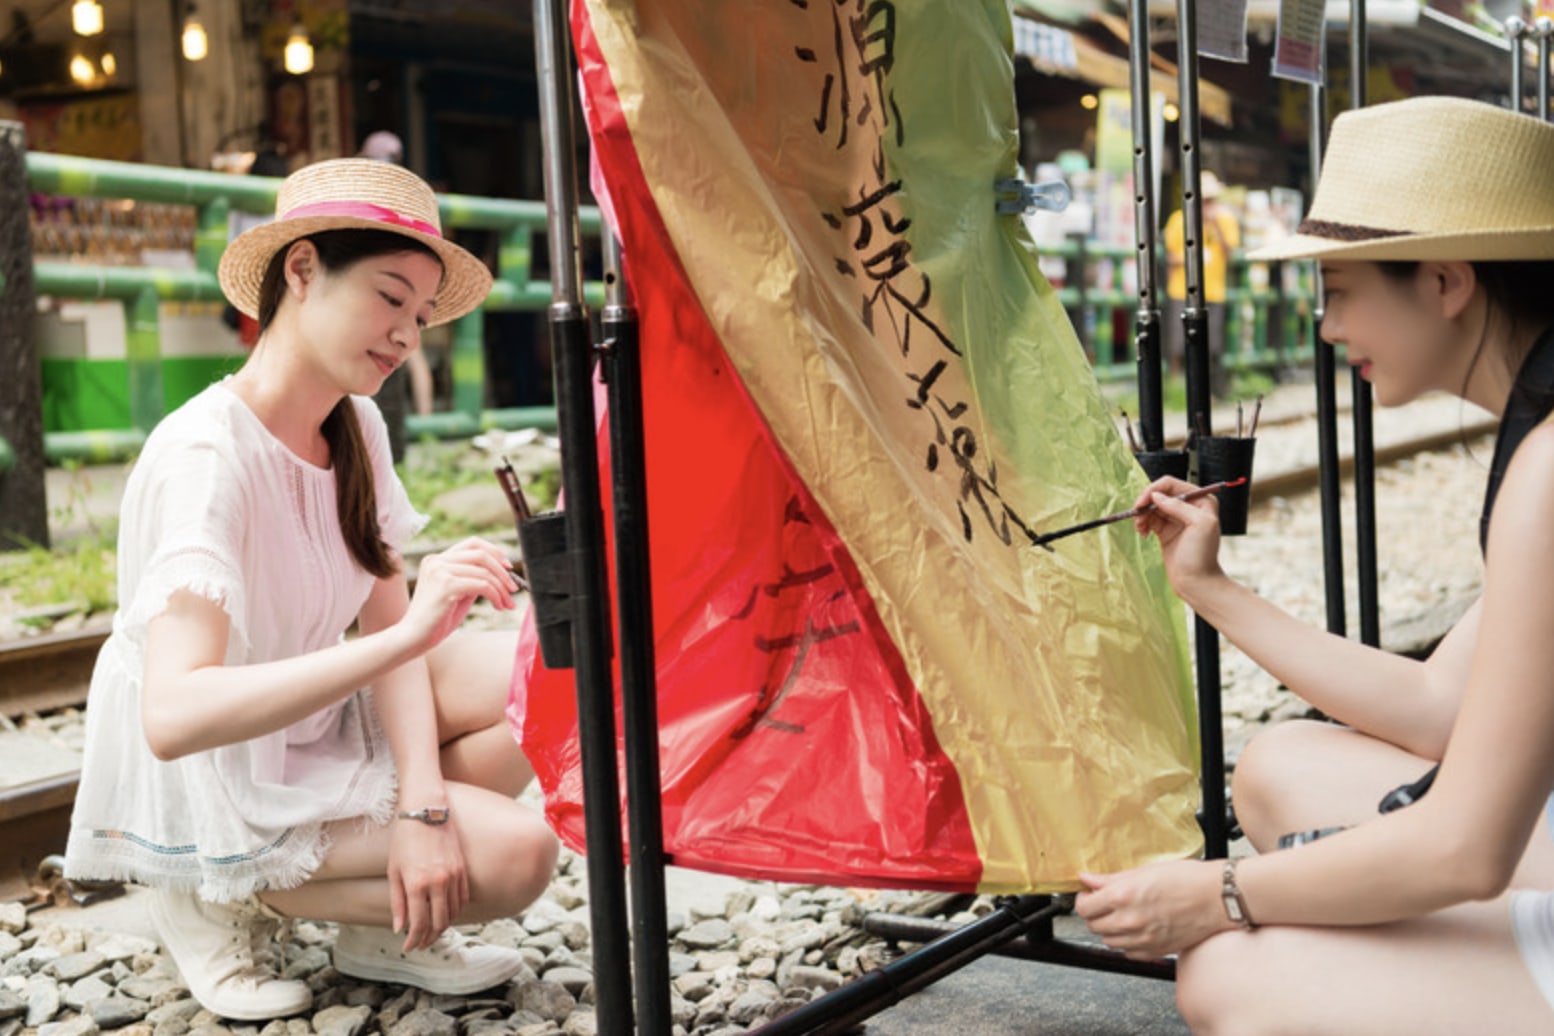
[322,399,398,580]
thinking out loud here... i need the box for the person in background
[1076,96,1554,1035]
[66,158,552,1021]
[1163,171,1241,396]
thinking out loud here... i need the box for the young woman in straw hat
[64,158,558,1020]
[1075,96,1554,1032]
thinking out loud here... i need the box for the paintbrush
[1030,478,1248,549]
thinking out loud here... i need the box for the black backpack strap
[1480,326,1554,552]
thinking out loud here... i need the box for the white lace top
[65,383,426,902]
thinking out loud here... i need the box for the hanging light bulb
[283,23,314,75]
[182,5,208,62]
[71,0,104,37]
[100,51,116,78]
[69,53,95,84]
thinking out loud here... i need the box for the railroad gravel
[1,387,1503,1035]
[0,862,943,1036]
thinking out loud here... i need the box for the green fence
[25,151,607,463]
[1047,237,1317,383]
[24,153,1317,464]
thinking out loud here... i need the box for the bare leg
[1233,719,1554,886]
[1232,720,1437,851]
[262,628,553,923]
[1177,897,1554,1036]
[426,628,534,795]
[261,782,557,925]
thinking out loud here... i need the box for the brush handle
[1030,478,1246,548]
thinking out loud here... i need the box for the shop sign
[19,92,140,161]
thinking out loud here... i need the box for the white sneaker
[147,889,313,1020]
[333,923,527,994]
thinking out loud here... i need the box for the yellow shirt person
[1162,172,1241,389]
[1164,176,1242,304]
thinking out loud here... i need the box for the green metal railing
[1047,237,1317,383]
[25,153,1317,464]
[26,151,608,462]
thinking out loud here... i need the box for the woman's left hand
[1074,860,1233,960]
[388,818,471,951]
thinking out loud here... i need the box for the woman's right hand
[398,537,520,653]
[1132,476,1226,601]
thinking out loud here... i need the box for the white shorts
[1509,795,1554,1015]
[1513,891,1554,1015]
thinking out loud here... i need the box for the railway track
[0,412,1498,890]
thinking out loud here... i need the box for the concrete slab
[865,947,1188,1036]
[0,731,80,789]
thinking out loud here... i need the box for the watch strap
[396,806,451,825]
[1221,859,1256,929]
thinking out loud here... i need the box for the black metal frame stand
[1169,0,1231,862]
[521,0,1402,1030]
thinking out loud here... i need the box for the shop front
[2,0,547,433]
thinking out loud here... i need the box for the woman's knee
[1176,930,1270,1036]
[428,629,520,733]
[469,805,559,916]
[1231,720,1332,839]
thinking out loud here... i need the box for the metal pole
[1536,17,1552,122]
[863,908,1175,982]
[1174,0,1211,429]
[1309,39,1347,637]
[749,898,1062,1036]
[533,2,634,1034]
[601,232,672,1036]
[1508,17,1527,113]
[1349,0,1380,648]
[0,120,48,552]
[1174,0,1227,861]
[1128,0,1165,452]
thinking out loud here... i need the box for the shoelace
[421,928,474,962]
[229,899,290,982]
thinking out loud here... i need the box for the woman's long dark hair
[254,229,443,579]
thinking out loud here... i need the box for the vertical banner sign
[510,0,1201,893]
[1273,0,1327,84]
[1199,0,1252,63]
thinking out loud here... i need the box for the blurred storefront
[1,0,552,422]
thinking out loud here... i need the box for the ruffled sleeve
[352,395,428,553]
[118,437,251,656]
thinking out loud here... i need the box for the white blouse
[65,383,426,902]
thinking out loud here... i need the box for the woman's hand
[1132,477,1226,602]
[1075,860,1233,960]
[388,816,471,951]
[399,537,520,653]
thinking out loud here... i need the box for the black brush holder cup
[517,512,576,669]
[1134,448,1190,482]
[1193,436,1257,536]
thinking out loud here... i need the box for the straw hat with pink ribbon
[218,158,493,327]
[1250,96,1554,263]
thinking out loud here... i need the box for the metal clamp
[994,177,1071,215]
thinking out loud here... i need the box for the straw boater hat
[1249,96,1554,263]
[218,158,492,327]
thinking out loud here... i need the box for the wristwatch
[1220,859,1256,929]
[396,806,451,825]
